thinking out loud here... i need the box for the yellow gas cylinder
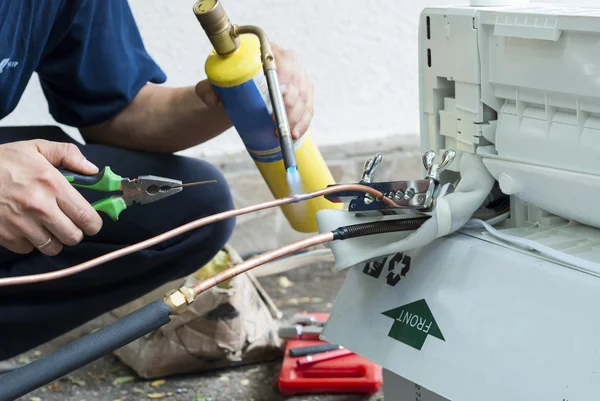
[194,0,342,233]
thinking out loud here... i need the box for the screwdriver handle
[60,166,122,192]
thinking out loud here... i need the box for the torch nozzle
[266,65,298,172]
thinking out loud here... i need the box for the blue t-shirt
[0,0,167,127]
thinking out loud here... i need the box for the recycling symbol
[362,252,411,287]
[363,257,388,279]
[386,253,411,287]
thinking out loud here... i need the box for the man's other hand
[198,42,315,141]
[0,140,103,256]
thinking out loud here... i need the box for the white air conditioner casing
[421,4,600,231]
[318,4,600,401]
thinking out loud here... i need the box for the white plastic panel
[323,4,600,401]
[487,33,600,109]
[493,101,600,175]
[470,0,529,5]
[420,4,600,229]
[383,369,449,401]
[322,235,600,401]
[419,8,483,163]
[482,156,600,229]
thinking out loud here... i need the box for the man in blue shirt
[0,1,314,360]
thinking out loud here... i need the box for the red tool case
[277,313,383,395]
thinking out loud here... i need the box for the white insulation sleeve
[466,216,600,278]
[317,153,495,270]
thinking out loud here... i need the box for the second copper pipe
[193,232,334,295]
[0,185,396,287]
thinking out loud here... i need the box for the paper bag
[109,245,284,379]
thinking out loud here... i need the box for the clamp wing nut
[360,153,383,204]
[423,150,456,183]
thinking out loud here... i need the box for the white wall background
[2,0,598,157]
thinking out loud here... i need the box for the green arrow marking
[382,299,445,350]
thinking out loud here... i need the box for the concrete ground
[7,135,422,401]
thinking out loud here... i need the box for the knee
[161,158,236,280]
[202,167,236,253]
[174,157,236,249]
[129,155,236,268]
[183,158,234,212]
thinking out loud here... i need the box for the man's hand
[0,140,103,256]
[200,42,315,140]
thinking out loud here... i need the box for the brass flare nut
[164,286,196,315]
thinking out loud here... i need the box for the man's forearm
[80,81,233,153]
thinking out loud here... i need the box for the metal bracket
[360,153,383,205]
[325,150,456,216]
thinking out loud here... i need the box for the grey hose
[0,300,172,401]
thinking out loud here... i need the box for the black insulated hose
[333,216,430,241]
[0,300,172,401]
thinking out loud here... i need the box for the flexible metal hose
[332,217,430,240]
[193,216,429,295]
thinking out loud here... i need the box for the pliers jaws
[121,175,183,206]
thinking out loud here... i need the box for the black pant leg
[0,126,236,359]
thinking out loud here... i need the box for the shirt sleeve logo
[0,58,19,74]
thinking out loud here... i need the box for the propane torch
[193,0,299,175]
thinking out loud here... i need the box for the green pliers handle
[90,197,127,222]
[59,167,127,221]
[60,166,122,191]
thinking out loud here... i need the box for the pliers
[60,166,187,221]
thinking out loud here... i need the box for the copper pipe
[0,184,396,287]
[193,232,334,295]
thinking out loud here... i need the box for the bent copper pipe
[0,185,397,287]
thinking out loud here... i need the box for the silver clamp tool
[325,149,456,215]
